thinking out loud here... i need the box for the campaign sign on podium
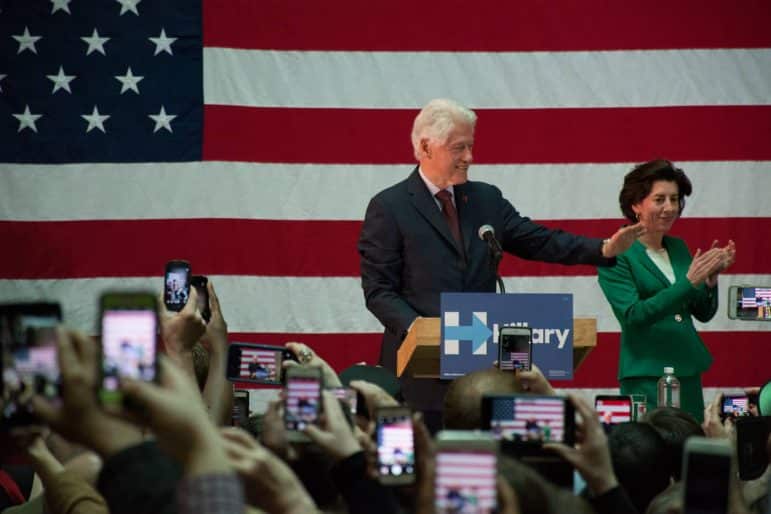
[439,293,573,380]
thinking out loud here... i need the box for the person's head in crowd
[411,98,477,188]
[643,406,704,480]
[619,159,692,225]
[608,422,671,513]
[443,367,521,429]
[498,454,594,514]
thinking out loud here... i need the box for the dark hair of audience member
[619,159,692,224]
[442,368,521,429]
[498,455,594,514]
[643,406,704,481]
[608,422,672,514]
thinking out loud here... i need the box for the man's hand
[601,223,646,258]
[516,364,555,395]
[283,342,342,388]
[544,394,619,496]
[200,281,227,352]
[304,391,362,462]
[349,379,399,431]
[159,287,206,357]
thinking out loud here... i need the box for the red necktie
[435,190,463,251]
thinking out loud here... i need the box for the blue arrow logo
[444,314,493,354]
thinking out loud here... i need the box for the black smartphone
[190,275,211,323]
[164,260,191,312]
[99,292,158,406]
[682,437,733,514]
[595,395,633,428]
[727,285,771,321]
[375,405,415,485]
[0,303,62,427]
[497,326,532,371]
[284,366,322,441]
[735,416,771,481]
[482,394,575,446]
[232,389,250,428]
[435,431,497,514]
[720,394,749,419]
[226,342,296,385]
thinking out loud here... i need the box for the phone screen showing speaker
[376,411,415,480]
[164,261,191,312]
[734,287,771,320]
[721,395,748,418]
[101,309,157,392]
[1,304,61,425]
[488,396,567,443]
[498,329,531,371]
[284,375,321,431]
[435,449,497,514]
[684,451,731,514]
[595,396,633,426]
[227,343,285,385]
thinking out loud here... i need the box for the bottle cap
[664,366,674,374]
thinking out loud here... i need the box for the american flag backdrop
[1,1,770,397]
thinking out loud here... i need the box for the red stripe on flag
[203,0,771,51]
[203,105,771,164]
[2,217,768,279]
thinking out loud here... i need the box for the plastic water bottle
[657,366,681,408]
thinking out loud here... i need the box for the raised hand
[601,222,646,257]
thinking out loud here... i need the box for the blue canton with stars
[0,0,202,163]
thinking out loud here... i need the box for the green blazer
[598,236,717,379]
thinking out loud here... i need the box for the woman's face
[633,180,680,234]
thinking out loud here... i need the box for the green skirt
[620,374,705,423]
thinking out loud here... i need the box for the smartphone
[735,416,771,481]
[329,387,357,416]
[284,366,322,440]
[497,326,532,371]
[226,342,295,385]
[435,431,497,514]
[99,292,158,406]
[190,275,211,323]
[482,394,575,446]
[682,437,733,514]
[595,395,633,427]
[375,406,415,485]
[164,260,191,312]
[232,389,250,428]
[721,394,749,420]
[727,285,771,321]
[0,303,62,427]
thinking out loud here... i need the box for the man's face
[421,121,474,188]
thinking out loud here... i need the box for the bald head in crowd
[442,367,523,429]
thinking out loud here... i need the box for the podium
[396,317,597,379]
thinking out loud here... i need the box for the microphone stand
[489,244,505,294]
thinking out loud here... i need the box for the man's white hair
[411,99,477,161]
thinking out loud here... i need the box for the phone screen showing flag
[435,449,497,514]
[595,397,633,426]
[489,396,565,443]
[238,347,282,383]
[498,330,530,371]
[284,376,321,430]
[377,415,415,478]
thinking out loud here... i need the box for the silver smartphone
[727,285,771,321]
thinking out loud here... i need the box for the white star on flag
[116,0,141,16]
[12,105,42,133]
[81,29,110,56]
[47,66,76,94]
[149,28,177,56]
[13,27,42,55]
[0,75,6,92]
[115,67,144,94]
[81,106,110,133]
[149,106,176,133]
[50,0,72,14]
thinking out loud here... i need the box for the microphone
[478,224,505,293]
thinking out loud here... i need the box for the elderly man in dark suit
[358,98,641,428]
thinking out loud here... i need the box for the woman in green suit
[598,160,736,422]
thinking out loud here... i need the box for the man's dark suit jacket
[358,167,614,410]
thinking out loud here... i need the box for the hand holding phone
[682,437,733,514]
[497,326,532,372]
[482,394,574,446]
[376,406,415,485]
[190,275,211,323]
[435,431,497,514]
[595,395,633,428]
[720,394,749,420]
[284,366,322,441]
[226,343,296,385]
[164,260,191,312]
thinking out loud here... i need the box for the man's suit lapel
[632,240,672,287]
[406,168,464,256]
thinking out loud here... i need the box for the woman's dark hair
[619,159,692,223]
[643,406,705,480]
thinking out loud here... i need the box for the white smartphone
[283,366,322,442]
[682,437,733,514]
[497,326,532,372]
[435,431,498,514]
[727,285,771,321]
[375,405,415,485]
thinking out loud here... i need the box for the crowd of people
[0,281,768,514]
